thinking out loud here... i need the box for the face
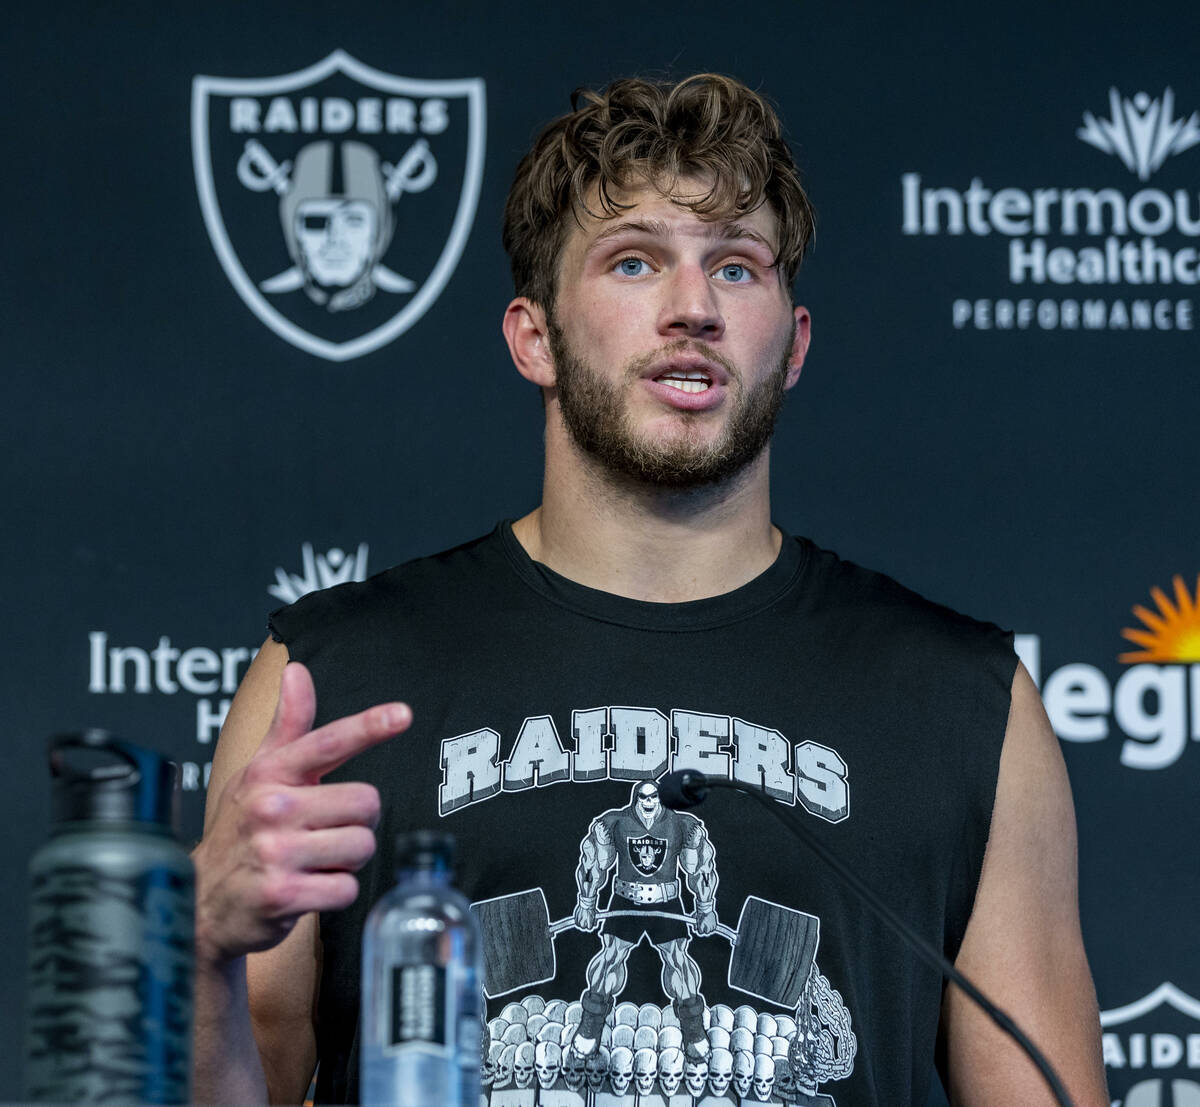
[295,198,377,286]
[708,1048,734,1095]
[634,782,661,820]
[543,180,808,489]
[609,1047,634,1094]
[563,1050,587,1089]
[585,1051,608,1090]
[732,1050,754,1097]
[634,1048,657,1095]
[685,1059,709,1096]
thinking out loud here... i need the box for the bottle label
[388,963,448,1049]
[24,859,194,1103]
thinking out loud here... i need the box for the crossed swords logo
[235,136,437,298]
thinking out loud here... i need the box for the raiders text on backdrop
[228,96,450,135]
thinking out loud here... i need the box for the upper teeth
[660,371,711,393]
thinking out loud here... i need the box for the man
[192,74,1109,1105]
[570,779,718,1060]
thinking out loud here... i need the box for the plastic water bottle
[360,830,481,1107]
[24,731,193,1104]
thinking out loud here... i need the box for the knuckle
[257,871,296,916]
[241,756,271,787]
[314,728,344,762]
[249,829,289,869]
[246,787,291,826]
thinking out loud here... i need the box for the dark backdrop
[5,2,1198,1102]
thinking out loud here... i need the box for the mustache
[624,338,740,383]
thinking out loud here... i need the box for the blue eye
[715,263,749,283]
[617,257,648,276]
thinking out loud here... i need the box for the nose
[658,265,725,340]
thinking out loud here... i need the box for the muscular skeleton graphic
[571,780,718,1061]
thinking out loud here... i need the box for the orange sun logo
[1120,574,1200,663]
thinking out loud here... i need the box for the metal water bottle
[360,830,482,1107]
[23,731,194,1104]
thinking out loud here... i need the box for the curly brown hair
[502,73,815,315]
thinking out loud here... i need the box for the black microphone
[657,769,1076,1107]
[656,769,709,809]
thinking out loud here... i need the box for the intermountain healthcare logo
[85,542,370,784]
[1101,984,1200,1106]
[1015,574,1200,770]
[1079,89,1200,182]
[900,86,1200,332]
[269,541,369,604]
[193,51,485,360]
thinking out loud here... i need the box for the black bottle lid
[48,729,178,829]
[395,829,456,870]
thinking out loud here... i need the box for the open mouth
[655,369,713,394]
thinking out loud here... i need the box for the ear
[502,297,557,388]
[784,305,812,390]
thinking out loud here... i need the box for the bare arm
[573,819,616,931]
[191,639,411,1105]
[679,816,719,935]
[941,662,1108,1106]
[678,816,718,903]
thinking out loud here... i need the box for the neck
[512,429,780,603]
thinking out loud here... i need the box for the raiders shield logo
[192,50,485,361]
[628,835,667,877]
[1101,983,1200,1106]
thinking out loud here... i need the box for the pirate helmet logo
[193,51,485,361]
[628,835,667,877]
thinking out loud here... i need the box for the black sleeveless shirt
[269,523,1016,1106]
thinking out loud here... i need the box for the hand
[692,904,718,936]
[191,662,411,964]
[574,899,598,932]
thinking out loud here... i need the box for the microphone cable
[658,769,1077,1107]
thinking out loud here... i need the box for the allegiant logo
[1016,575,1200,770]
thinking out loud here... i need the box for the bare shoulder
[941,662,1109,1106]
[203,636,289,828]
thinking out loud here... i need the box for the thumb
[258,661,317,755]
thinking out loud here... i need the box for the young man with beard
[191,75,1110,1105]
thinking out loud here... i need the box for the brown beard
[548,321,792,489]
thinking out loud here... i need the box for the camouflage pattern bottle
[24,731,194,1104]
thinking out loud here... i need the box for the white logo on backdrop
[192,51,486,361]
[87,543,371,767]
[269,542,369,604]
[1100,984,1200,1105]
[901,84,1200,332]
[1016,577,1200,773]
[1078,88,1200,181]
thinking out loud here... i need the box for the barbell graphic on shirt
[471,888,819,1008]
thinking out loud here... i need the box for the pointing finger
[271,701,412,785]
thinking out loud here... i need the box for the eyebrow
[588,217,777,259]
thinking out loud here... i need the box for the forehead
[636,783,658,797]
[566,177,780,254]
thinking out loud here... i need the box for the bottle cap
[48,730,179,829]
[395,829,456,869]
